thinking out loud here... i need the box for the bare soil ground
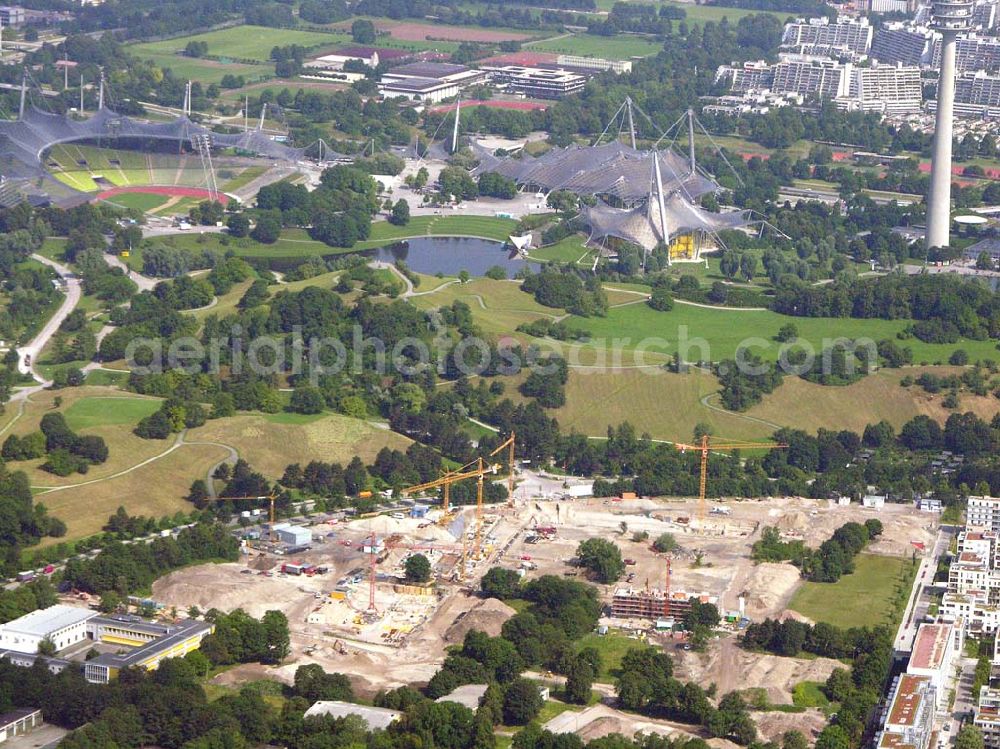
[672,636,842,704]
[156,493,934,699]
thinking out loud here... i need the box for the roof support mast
[18,69,26,120]
[687,108,696,176]
[97,70,104,111]
[652,150,670,267]
[626,97,637,150]
[451,97,461,154]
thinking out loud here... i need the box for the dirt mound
[444,597,517,643]
[743,563,801,618]
[776,512,808,532]
[577,716,628,741]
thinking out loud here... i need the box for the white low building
[906,621,963,710]
[0,605,97,654]
[304,701,402,730]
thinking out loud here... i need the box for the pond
[350,237,540,277]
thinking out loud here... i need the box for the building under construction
[610,587,718,620]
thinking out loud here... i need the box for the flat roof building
[484,64,586,99]
[83,617,214,684]
[781,17,873,60]
[436,684,488,710]
[304,701,402,730]
[907,621,963,708]
[0,604,97,654]
[876,674,935,749]
[0,708,42,743]
[379,62,487,103]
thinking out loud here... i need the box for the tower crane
[672,436,786,521]
[209,491,280,538]
[401,458,500,559]
[489,431,516,506]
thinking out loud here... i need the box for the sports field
[131,25,346,63]
[662,1,791,24]
[789,553,917,629]
[528,33,664,59]
[101,191,172,213]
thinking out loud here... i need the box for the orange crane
[489,431,516,506]
[401,458,500,559]
[673,436,786,521]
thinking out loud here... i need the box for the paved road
[14,254,81,391]
[894,526,949,653]
[104,252,158,292]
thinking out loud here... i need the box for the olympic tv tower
[925,0,973,249]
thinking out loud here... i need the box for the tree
[352,19,376,44]
[564,653,595,704]
[251,212,281,244]
[289,386,326,415]
[227,213,251,238]
[648,286,673,311]
[481,567,521,599]
[99,591,122,613]
[37,636,56,656]
[502,677,543,725]
[576,538,624,583]
[390,199,410,226]
[653,533,680,553]
[775,323,798,342]
[956,725,985,749]
[405,553,432,583]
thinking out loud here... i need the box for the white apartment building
[845,64,923,113]
[932,35,1000,73]
[716,56,921,113]
[871,23,936,66]
[781,17,873,60]
[969,496,1000,531]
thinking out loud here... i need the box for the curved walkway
[14,254,82,395]
[698,391,783,430]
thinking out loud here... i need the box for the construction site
[145,473,936,700]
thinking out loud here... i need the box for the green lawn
[222,166,268,192]
[662,1,791,24]
[63,396,162,430]
[570,300,1000,364]
[789,553,917,629]
[573,630,644,681]
[37,237,67,262]
[528,234,595,265]
[355,215,518,247]
[84,369,129,387]
[131,25,345,62]
[529,33,664,59]
[101,192,172,213]
[792,681,838,716]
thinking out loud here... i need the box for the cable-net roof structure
[0,106,308,183]
[583,193,750,252]
[470,140,718,205]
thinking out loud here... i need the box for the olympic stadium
[0,89,318,206]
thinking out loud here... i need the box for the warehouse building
[304,701,402,730]
[0,605,97,654]
[272,523,312,547]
